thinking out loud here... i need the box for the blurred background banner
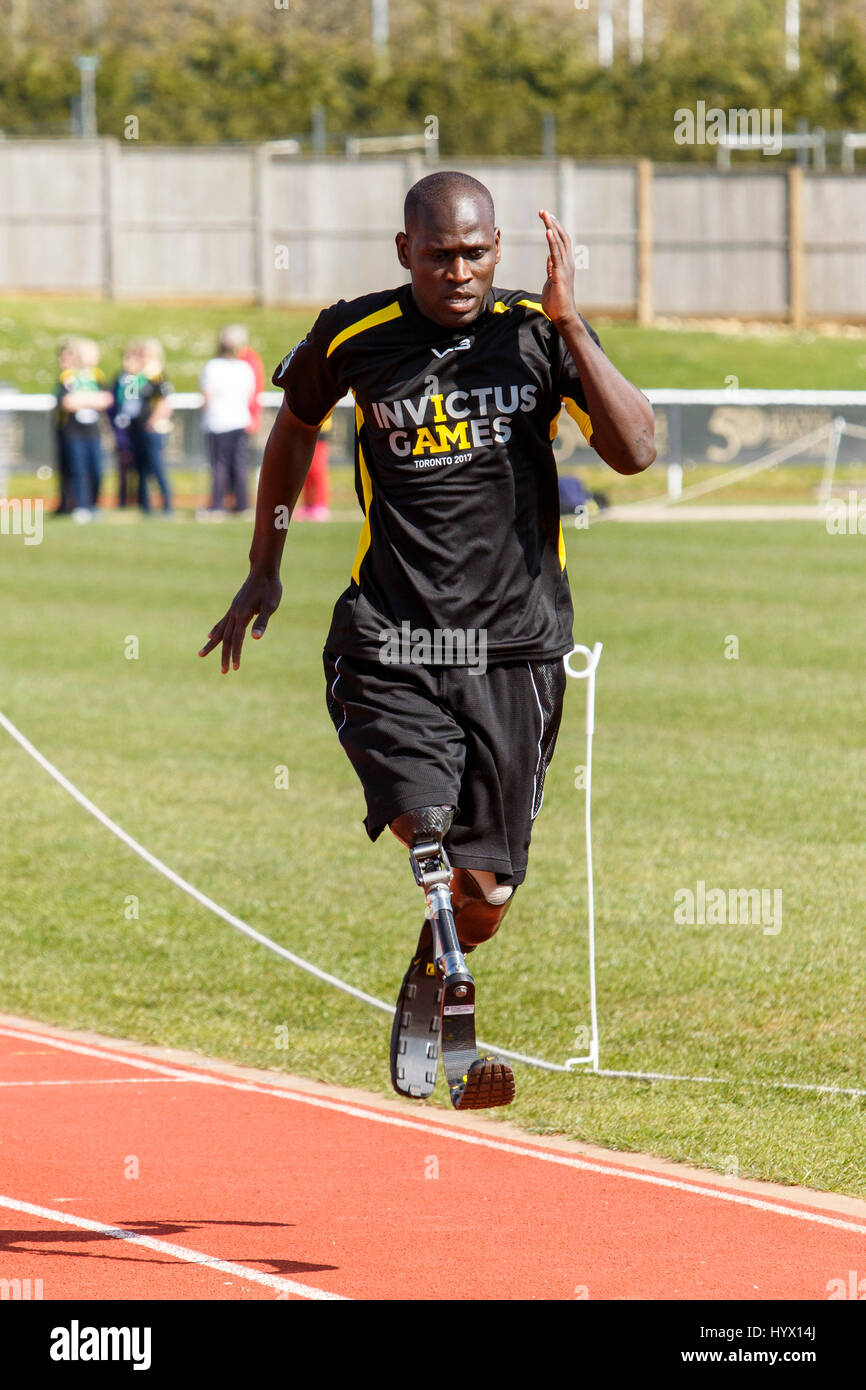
[5,389,866,487]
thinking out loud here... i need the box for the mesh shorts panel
[529,659,567,820]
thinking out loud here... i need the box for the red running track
[0,1014,864,1301]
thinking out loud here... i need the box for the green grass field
[3,295,866,393]
[2,513,865,1196]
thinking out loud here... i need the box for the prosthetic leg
[389,807,515,1110]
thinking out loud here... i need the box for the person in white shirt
[200,326,258,515]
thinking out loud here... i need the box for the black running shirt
[272,283,601,664]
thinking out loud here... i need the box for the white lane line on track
[0,1077,195,1087]
[3,1024,866,1240]
[0,1027,230,1081]
[0,1193,349,1301]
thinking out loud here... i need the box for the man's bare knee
[451,867,515,947]
[464,869,513,905]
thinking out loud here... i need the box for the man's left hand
[539,209,578,327]
[538,208,656,475]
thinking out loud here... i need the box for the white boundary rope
[3,705,865,1096]
[0,709,392,1017]
[0,707,566,1073]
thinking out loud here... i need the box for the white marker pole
[563,642,602,1070]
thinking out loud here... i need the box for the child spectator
[52,337,76,514]
[198,326,257,516]
[108,342,144,508]
[55,337,113,520]
[130,339,174,515]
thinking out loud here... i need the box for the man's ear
[395,231,410,270]
[494,226,502,265]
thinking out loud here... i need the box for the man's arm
[198,397,320,673]
[539,209,655,476]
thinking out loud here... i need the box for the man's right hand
[198,569,283,674]
[198,395,320,673]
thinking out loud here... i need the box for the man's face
[396,196,501,328]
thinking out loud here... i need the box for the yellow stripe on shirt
[350,398,374,585]
[521,300,594,438]
[520,303,594,440]
[563,395,593,444]
[517,298,550,319]
[326,300,403,359]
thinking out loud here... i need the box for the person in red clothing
[229,325,266,511]
[233,326,265,442]
[295,410,332,521]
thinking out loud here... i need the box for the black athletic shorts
[323,650,567,887]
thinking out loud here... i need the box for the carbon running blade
[440,977,480,1101]
[390,950,442,1099]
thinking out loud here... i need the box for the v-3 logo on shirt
[431,338,472,359]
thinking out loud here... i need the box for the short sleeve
[272,303,345,428]
[554,314,603,445]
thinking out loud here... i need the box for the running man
[199,171,654,1109]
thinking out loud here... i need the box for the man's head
[396,171,500,328]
